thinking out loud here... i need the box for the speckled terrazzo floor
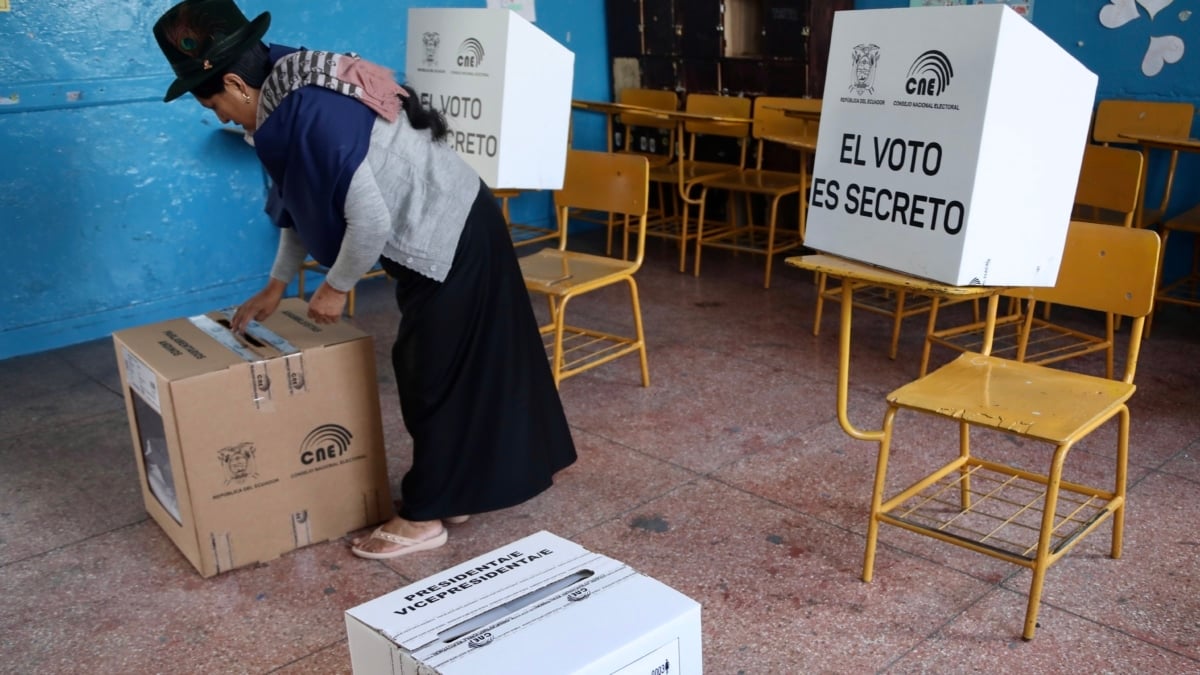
[2,225,1198,674]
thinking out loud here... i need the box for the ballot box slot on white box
[437,568,595,643]
[346,530,703,674]
[379,539,608,649]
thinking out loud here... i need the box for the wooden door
[642,0,678,55]
[678,0,723,59]
[762,0,810,60]
[807,0,853,96]
[605,0,643,57]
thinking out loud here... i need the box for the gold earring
[242,93,251,105]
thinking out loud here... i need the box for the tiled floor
[3,228,1199,673]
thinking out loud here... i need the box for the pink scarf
[257,49,409,130]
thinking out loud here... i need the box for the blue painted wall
[0,0,611,360]
[0,0,1195,359]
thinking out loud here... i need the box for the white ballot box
[805,4,1098,286]
[406,8,575,191]
[345,531,703,674]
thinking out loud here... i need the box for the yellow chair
[615,88,679,170]
[1070,144,1144,229]
[691,96,820,289]
[565,90,678,256]
[519,150,651,387]
[1092,99,1194,230]
[863,220,1161,641]
[296,260,387,318]
[495,188,559,248]
[1153,203,1200,328]
[920,144,1144,378]
[646,94,752,273]
[811,96,947,360]
[813,272,939,360]
[606,88,678,254]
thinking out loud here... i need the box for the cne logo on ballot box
[805,4,1098,287]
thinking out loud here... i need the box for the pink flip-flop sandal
[351,526,448,560]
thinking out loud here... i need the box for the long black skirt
[379,182,576,521]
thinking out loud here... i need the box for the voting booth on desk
[405,8,575,191]
[112,299,392,577]
[805,4,1098,286]
[346,531,702,674]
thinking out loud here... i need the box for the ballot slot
[437,569,595,643]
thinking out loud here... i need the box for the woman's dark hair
[400,84,449,142]
[190,41,272,99]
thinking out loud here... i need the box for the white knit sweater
[269,112,480,289]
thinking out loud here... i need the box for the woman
[153,0,577,559]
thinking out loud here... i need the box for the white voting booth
[405,8,575,191]
[805,5,1098,286]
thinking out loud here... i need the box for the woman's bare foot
[351,516,446,559]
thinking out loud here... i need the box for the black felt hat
[154,0,270,102]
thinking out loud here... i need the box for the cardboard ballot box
[345,531,702,674]
[805,4,1098,286]
[112,298,392,577]
[405,8,575,191]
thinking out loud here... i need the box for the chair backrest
[678,94,751,170]
[617,88,678,131]
[1031,221,1160,381]
[1027,223,1156,374]
[751,96,821,142]
[1092,99,1194,144]
[749,96,821,171]
[682,93,752,138]
[1073,144,1143,227]
[1092,100,1195,228]
[554,149,650,259]
[554,150,649,217]
[1033,220,1159,317]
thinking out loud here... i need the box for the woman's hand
[231,278,286,333]
[308,282,348,324]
